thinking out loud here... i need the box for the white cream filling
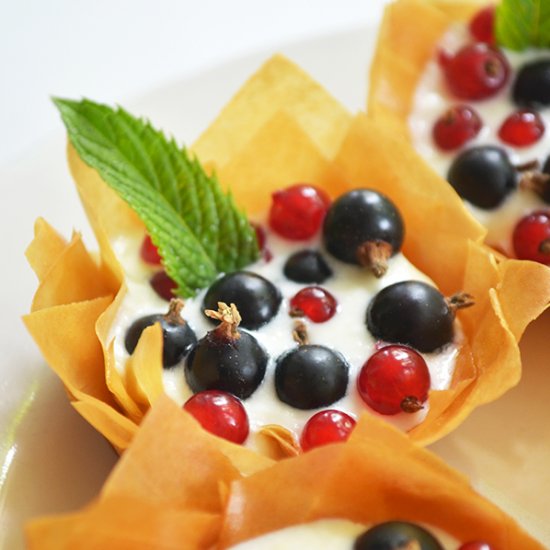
[108,221,460,444]
[229,519,460,549]
[409,23,550,255]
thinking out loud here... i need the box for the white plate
[1,24,549,549]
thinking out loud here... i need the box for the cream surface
[107,222,460,443]
[229,519,459,549]
[409,24,550,255]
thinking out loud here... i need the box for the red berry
[459,543,493,550]
[150,270,177,301]
[289,286,337,323]
[512,211,550,264]
[269,184,331,240]
[498,109,545,147]
[441,43,510,100]
[357,345,430,415]
[183,390,249,444]
[140,234,162,265]
[251,222,272,262]
[469,5,496,44]
[432,105,482,151]
[300,409,356,451]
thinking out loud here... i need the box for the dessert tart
[369,0,550,260]
[25,395,544,549]
[24,55,550,458]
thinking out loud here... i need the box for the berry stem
[519,170,550,199]
[515,159,540,172]
[292,320,310,345]
[205,302,242,340]
[357,240,393,278]
[400,396,424,414]
[164,298,186,325]
[446,292,475,314]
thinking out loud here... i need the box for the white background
[0,0,388,165]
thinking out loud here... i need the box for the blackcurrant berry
[322,189,404,277]
[283,249,332,283]
[447,146,516,209]
[183,390,249,444]
[269,183,331,240]
[354,521,443,550]
[300,409,356,451]
[366,281,473,353]
[513,59,550,108]
[125,299,197,368]
[357,345,430,415]
[441,43,509,100]
[185,303,268,399]
[275,345,349,409]
[202,271,282,330]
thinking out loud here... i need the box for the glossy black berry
[185,303,267,399]
[322,189,404,277]
[124,299,197,368]
[202,271,281,330]
[447,146,516,209]
[283,249,333,283]
[513,59,550,108]
[354,521,443,550]
[275,345,349,409]
[366,281,458,353]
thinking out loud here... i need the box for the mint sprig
[53,98,259,297]
[496,0,550,50]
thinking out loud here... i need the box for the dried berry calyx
[356,240,394,278]
[204,301,242,341]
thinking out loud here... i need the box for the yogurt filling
[229,519,459,549]
[409,23,550,255]
[107,220,460,445]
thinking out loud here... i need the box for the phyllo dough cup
[24,55,550,458]
[25,396,544,549]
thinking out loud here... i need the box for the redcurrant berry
[512,211,550,264]
[300,409,356,452]
[183,390,249,444]
[150,270,177,301]
[458,543,493,550]
[251,222,272,261]
[441,43,510,100]
[289,286,337,323]
[469,5,496,44]
[432,105,482,151]
[269,183,331,240]
[498,109,545,147]
[357,345,430,415]
[140,234,162,265]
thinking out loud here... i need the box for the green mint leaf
[496,0,550,50]
[53,98,259,297]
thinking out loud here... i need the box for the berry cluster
[427,5,550,264]
[125,184,467,450]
